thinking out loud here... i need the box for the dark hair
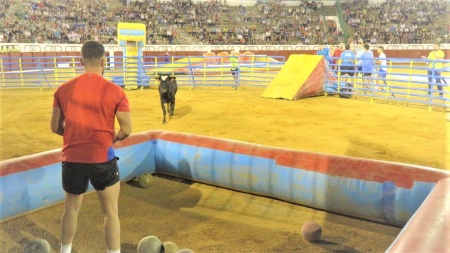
[81,41,105,62]
[364,44,370,50]
[345,44,350,50]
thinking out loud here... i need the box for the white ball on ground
[137,236,162,253]
[162,241,179,253]
[24,239,51,253]
[301,221,322,242]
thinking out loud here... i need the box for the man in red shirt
[332,43,345,70]
[51,41,132,253]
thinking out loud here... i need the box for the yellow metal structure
[117,22,146,90]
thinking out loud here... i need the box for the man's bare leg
[97,182,121,251]
[60,193,84,252]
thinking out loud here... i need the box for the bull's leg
[169,99,175,117]
[161,102,167,124]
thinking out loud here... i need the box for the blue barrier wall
[1,131,448,226]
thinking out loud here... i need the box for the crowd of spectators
[185,0,329,45]
[0,0,117,44]
[343,0,449,45]
[0,0,448,48]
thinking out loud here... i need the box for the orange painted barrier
[240,51,255,64]
[203,52,216,64]
[217,51,230,63]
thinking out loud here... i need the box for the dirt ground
[0,86,447,253]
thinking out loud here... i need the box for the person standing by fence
[164,50,170,64]
[316,44,331,65]
[376,46,387,90]
[423,43,445,98]
[230,50,239,89]
[360,44,375,92]
[51,41,132,253]
[339,44,356,87]
[354,43,365,79]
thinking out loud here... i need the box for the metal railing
[324,57,449,110]
[0,55,286,89]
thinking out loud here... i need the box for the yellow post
[386,61,393,99]
[0,58,4,86]
[54,58,58,83]
[251,55,254,84]
[407,60,413,101]
[203,60,206,85]
[334,59,341,97]
[220,57,223,86]
[72,57,76,79]
[19,58,24,86]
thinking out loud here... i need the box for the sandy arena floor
[0,86,447,252]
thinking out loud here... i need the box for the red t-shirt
[333,48,344,58]
[53,73,130,163]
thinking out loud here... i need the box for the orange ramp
[261,54,325,100]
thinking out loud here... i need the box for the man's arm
[114,111,132,142]
[50,106,64,136]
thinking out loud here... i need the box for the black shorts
[62,157,120,194]
[340,66,355,76]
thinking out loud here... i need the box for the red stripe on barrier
[157,131,450,188]
[0,131,157,177]
[0,149,62,177]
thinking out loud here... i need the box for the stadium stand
[0,0,448,46]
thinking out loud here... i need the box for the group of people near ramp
[319,42,446,98]
[318,43,388,97]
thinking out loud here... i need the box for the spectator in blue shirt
[339,44,356,86]
[317,44,331,65]
[354,43,365,78]
[360,44,375,91]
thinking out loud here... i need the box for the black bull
[156,75,178,124]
